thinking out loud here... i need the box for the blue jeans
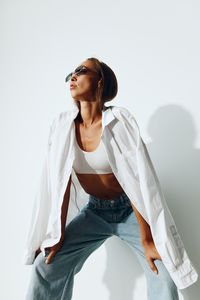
[25,192,179,300]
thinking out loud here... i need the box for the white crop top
[73,135,113,174]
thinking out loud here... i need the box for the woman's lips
[70,84,77,89]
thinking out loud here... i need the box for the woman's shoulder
[49,109,77,136]
[51,109,77,125]
[111,105,139,125]
[110,104,133,115]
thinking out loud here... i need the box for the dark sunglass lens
[74,66,82,73]
[75,66,88,75]
[65,66,88,82]
[65,72,72,82]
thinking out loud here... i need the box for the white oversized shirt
[22,101,198,289]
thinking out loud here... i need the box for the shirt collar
[69,98,115,129]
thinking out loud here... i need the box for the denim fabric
[25,192,179,300]
[87,192,134,223]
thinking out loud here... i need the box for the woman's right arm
[60,174,72,240]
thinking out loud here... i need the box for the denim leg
[116,211,179,300]
[25,206,113,300]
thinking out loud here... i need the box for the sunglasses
[65,65,100,82]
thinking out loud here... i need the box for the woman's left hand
[142,240,162,274]
[45,234,65,264]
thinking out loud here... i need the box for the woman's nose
[71,72,77,81]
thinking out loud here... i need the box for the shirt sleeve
[120,107,168,221]
[121,107,185,265]
[22,117,57,265]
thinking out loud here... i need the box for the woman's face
[69,60,101,103]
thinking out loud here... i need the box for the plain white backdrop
[1,0,200,299]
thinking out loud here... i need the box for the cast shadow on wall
[102,105,200,300]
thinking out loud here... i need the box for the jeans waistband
[88,191,132,209]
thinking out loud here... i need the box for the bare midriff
[75,172,124,199]
[74,118,124,200]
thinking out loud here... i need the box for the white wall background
[1,0,200,299]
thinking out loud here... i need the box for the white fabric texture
[22,99,198,289]
[73,133,112,174]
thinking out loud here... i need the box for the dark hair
[86,57,118,109]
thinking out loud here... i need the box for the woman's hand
[142,239,162,274]
[45,234,65,264]
[130,203,162,274]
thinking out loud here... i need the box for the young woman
[24,57,198,299]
